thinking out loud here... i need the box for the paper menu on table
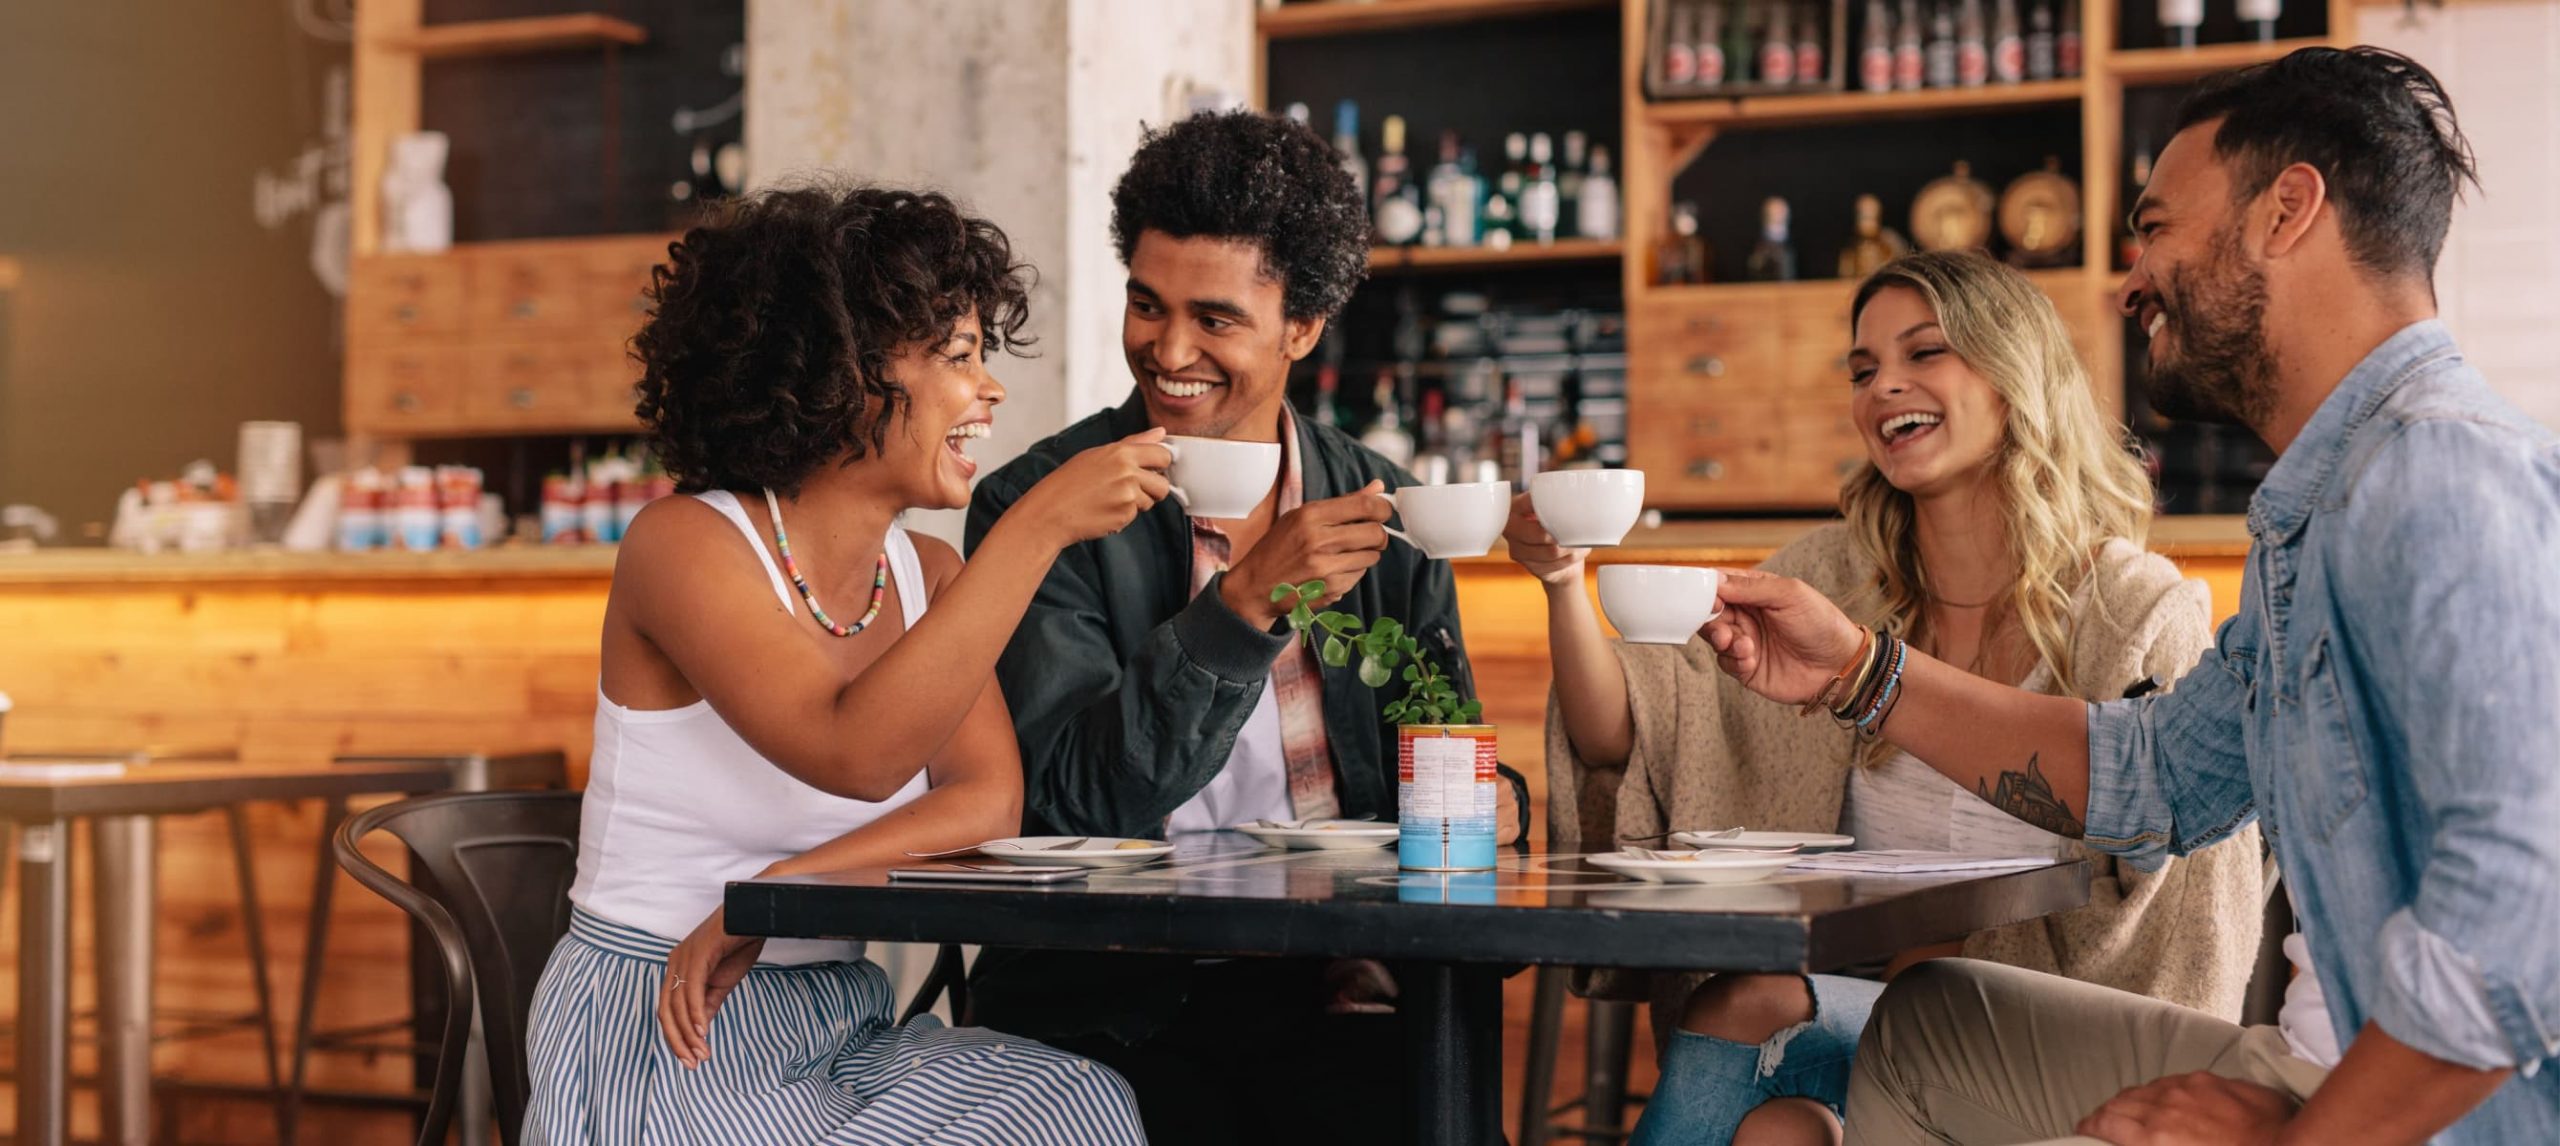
[1784,850,2058,874]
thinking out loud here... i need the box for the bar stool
[280,749,569,1145]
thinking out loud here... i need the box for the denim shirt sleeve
[2332,421,2560,1072]
[2080,615,2259,872]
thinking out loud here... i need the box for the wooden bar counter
[0,515,2246,1142]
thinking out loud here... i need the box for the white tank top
[570,490,932,964]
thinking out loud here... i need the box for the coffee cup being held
[1529,469,1646,547]
[1598,565,1723,645]
[1383,481,1511,559]
[1163,436,1283,520]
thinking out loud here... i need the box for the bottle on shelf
[2058,0,2082,75]
[1374,115,1424,245]
[1957,0,1990,86]
[1795,2,1826,86]
[1992,0,2024,83]
[1332,101,1368,206]
[2026,0,2057,80]
[1360,371,1417,469]
[1760,0,1797,85]
[1493,378,1537,485]
[1699,0,1731,85]
[1481,134,1526,251]
[2236,0,2281,41]
[1722,0,1753,85]
[1313,355,1344,430]
[1926,0,1959,88]
[1656,200,1711,285]
[1838,192,1913,278]
[1427,130,1479,249]
[1559,131,1589,237]
[1895,0,1927,90]
[1520,133,1563,246]
[1284,102,1310,126]
[2158,0,2203,48]
[1577,145,1621,241]
[1746,196,1799,282]
[1666,2,1701,84]
[1861,0,1895,92]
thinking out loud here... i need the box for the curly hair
[632,184,1034,496]
[1109,109,1369,322]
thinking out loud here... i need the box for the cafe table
[726,832,2089,1146]
[0,757,459,1146]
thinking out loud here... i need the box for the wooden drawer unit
[1628,394,1786,506]
[580,331,645,428]
[582,236,670,327]
[468,244,592,332]
[461,340,605,430]
[348,255,466,337]
[346,343,464,434]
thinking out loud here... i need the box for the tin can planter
[1397,723,1499,872]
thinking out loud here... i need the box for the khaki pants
[1844,959,2331,1145]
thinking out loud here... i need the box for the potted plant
[1272,580,1497,872]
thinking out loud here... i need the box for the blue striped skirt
[524,909,1146,1145]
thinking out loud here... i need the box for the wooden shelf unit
[2105,36,2331,85]
[1368,238,1626,272]
[1643,79,2083,131]
[1259,0,1616,39]
[372,13,647,58]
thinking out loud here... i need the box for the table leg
[16,818,71,1146]
[1402,962,1504,1146]
[93,814,158,1146]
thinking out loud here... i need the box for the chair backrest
[334,790,581,1146]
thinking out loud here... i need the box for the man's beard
[2145,234,2279,431]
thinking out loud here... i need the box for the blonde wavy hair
[1839,251,2153,720]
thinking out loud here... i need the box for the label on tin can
[1399,730,1497,871]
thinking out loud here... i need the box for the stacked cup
[1529,470,1722,645]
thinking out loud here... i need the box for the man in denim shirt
[1699,48,2556,1144]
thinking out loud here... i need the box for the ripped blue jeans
[1627,974,1884,1145]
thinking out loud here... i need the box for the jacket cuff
[1170,572,1291,683]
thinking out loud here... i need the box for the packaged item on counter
[336,468,388,551]
[541,472,587,544]
[393,466,440,552]
[436,465,485,550]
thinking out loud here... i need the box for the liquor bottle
[1861,0,1895,92]
[1493,378,1538,484]
[1992,0,2024,83]
[1520,133,1563,246]
[2026,0,2057,80]
[1665,2,1700,85]
[1837,192,1913,278]
[1577,145,1621,240]
[1926,0,1958,89]
[2159,0,2202,48]
[1957,0,1989,87]
[1746,196,1799,282]
[1656,200,1710,285]
[1699,0,1730,85]
[1284,102,1310,126]
[1313,354,1344,430]
[1428,130,1480,248]
[1760,0,1797,85]
[1795,2,1826,86]
[1332,101,1367,206]
[2236,0,2281,41]
[2058,0,2081,75]
[1722,0,1753,84]
[1895,0,1926,89]
[1374,115,1424,245]
[1559,131,1590,237]
[1360,372,1417,469]
[1481,134,1526,250]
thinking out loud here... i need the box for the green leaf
[1357,655,1392,689]
[1288,603,1315,631]
[1322,635,1350,668]
[1298,579,1327,601]
[1269,584,1295,603]
[1372,617,1404,645]
[1402,664,1421,683]
[1461,699,1484,723]
[1316,611,1361,635]
[1383,700,1407,723]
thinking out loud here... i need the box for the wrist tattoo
[1977,754,2086,838]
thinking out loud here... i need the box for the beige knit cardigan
[1545,524,2265,1028]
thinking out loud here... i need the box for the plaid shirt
[1185,407,1341,821]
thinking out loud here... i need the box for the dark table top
[726,833,2091,974]
[0,759,460,820]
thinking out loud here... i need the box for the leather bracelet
[1841,634,1905,727]
[1833,627,1892,722]
[1802,627,1876,717]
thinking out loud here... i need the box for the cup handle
[1383,524,1418,551]
[1167,484,1190,510]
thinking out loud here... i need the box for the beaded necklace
[761,487,887,637]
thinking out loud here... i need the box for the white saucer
[979,837,1173,868]
[1671,830,1856,853]
[1586,849,1802,885]
[1233,820,1399,851]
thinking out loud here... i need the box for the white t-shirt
[1166,681,1293,834]
[2279,928,2343,1068]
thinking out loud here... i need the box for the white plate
[1232,820,1400,850]
[1586,850,1803,885]
[1671,830,1856,853]
[979,837,1173,868]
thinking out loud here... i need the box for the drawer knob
[393,391,421,413]
[1684,316,1722,333]
[1686,458,1726,481]
[394,304,419,324]
[508,388,537,410]
[510,300,538,320]
[1685,355,1726,378]
[1687,415,1721,435]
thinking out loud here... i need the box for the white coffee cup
[1384,481,1510,559]
[1529,469,1646,547]
[1163,436,1282,520]
[1598,565,1723,645]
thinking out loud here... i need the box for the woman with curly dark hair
[522,184,1158,1144]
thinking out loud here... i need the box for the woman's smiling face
[1846,285,2012,498]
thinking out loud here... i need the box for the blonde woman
[1508,251,2264,1145]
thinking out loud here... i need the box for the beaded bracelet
[1831,628,1892,723]
[1841,634,1906,729]
[1855,645,1907,740]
